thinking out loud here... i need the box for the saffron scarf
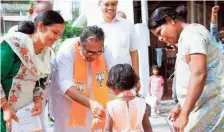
[68,43,109,130]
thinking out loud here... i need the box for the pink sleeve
[160,76,164,84]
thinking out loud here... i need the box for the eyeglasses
[81,45,104,56]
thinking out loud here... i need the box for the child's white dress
[107,97,146,132]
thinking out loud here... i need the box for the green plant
[53,21,83,53]
[62,21,82,41]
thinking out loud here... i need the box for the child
[104,64,152,132]
[149,65,164,115]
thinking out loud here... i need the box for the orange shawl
[68,43,109,131]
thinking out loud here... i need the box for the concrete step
[150,116,174,132]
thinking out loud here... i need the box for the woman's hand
[32,99,42,116]
[89,99,105,119]
[211,6,219,24]
[3,106,19,131]
[173,112,189,132]
[212,6,219,16]
[168,103,181,122]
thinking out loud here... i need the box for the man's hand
[89,99,105,119]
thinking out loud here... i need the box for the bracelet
[34,96,43,103]
[1,101,7,108]
[1,102,11,111]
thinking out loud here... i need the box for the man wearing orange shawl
[50,26,109,132]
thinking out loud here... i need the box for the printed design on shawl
[8,79,21,108]
[9,36,38,74]
[95,72,105,88]
[76,82,86,93]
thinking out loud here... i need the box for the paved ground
[150,116,174,132]
[150,100,176,132]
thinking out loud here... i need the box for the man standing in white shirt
[98,0,139,75]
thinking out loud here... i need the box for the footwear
[156,109,161,114]
[151,109,157,116]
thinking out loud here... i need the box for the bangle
[34,96,43,103]
[1,101,7,108]
[1,102,10,111]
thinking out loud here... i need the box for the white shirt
[50,38,93,132]
[96,15,139,70]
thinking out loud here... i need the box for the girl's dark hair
[151,65,159,71]
[18,10,64,34]
[107,64,139,91]
[80,25,105,44]
[148,5,187,29]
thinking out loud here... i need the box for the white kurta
[50,38,93,132]
[98,16,139,71]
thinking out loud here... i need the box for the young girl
[148,65,164,115]
[104,64,152,132]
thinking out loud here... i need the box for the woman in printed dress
[149,6,224,132]
[0,10,64,132]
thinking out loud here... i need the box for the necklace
[116,89,136,98]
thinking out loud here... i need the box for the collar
[99,14,121,24]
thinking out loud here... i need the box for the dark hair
[18,10,64,34]
[18,21,35,34]
[107,64,139,91]
[175,5,187,22]
[148,5,187,29]
[220,27,224,32]
[80,25,105,44]
[151,65,159,72]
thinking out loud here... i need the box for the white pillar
[117,0,134,23]
[191,0,195,23]
[53,0,73,21]
[141,0,148,24]
[203,0,206,26]
[135,23,150,97]
[135,0,150,97]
